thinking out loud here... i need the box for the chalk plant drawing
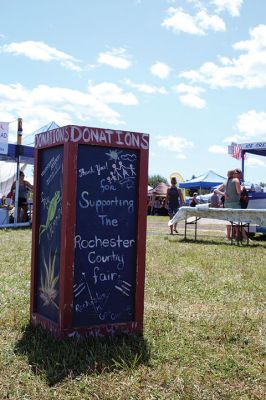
[39,190,61,243]
[39,250,59,309]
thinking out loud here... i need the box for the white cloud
[235,110,266,138]
[88,82,138,105]
[222,110,266,149]
[124,79,167,94]
[245,157,266,167]
[208,144,228,154]
[211,0,243,17]
[162,7,203,35]
[161,7,225,36]
[173,83,204,95]
[197,9,226,32]
[179,94,206,108]
[217,55,233,65]
[0,81,139,139]
[223,134,243,144]
[173,83,206,108]
[0,41,82,71]
[157,135,194,159]
[233,24,266,52]
[176,153,186,159]
[97,48,131,69]
[180,24,266,89]
[150,62,171,79]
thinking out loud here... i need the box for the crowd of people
[148,168,250,239]
[147,197,169,216]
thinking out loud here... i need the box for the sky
[1,0,266,184]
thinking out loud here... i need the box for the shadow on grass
[168,237,263,247]
[15,324,151,386]
[253,234,266,241]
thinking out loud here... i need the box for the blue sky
[1,0,266,183]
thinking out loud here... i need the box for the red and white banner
[0,122,9,155]
[228,143,246,160]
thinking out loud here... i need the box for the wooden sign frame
[30,125,149,337]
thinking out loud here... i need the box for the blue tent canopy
[242,148,266,156]
[0,122,60,165]
[179,170,226,189]
[0,143,34,164]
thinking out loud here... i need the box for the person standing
[234,168,249,209]
[11,170,33,222]
[215,169,248,240]
[166,177,184,235]
[215,169,240,208]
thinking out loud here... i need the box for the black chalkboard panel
[35,146,63,323]
[73,145,138,327]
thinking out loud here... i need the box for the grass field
[0,217,266,399]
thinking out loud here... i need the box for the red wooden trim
[31,312,61,336]
[134,146,149,327]
[61,321,143,338]
[30,148,41,316]
[31,312,142,338]
[35,125,149,151]
[59,141,77,329]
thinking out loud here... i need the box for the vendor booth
[0,144,34,227]
[228,142,266,233]
[0,122,59,227]
[179,170,226,193]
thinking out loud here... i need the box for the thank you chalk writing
[36,146,63,323]
[73,145,138,326]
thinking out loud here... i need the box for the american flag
[228,143,244,160]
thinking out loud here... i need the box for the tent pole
[14,118,23,225]
[241,152,245,181]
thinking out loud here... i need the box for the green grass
[0,221,266,399]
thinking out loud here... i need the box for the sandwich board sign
[30,125,149,337]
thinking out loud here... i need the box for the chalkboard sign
[31,125,149,337]
[73,145,138,326]
[35,146,63,323]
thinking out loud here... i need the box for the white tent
[0,122,59,197]
[0,162,28,197]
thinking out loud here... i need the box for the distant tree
[148,174,168,188]
[260,182,265,188]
